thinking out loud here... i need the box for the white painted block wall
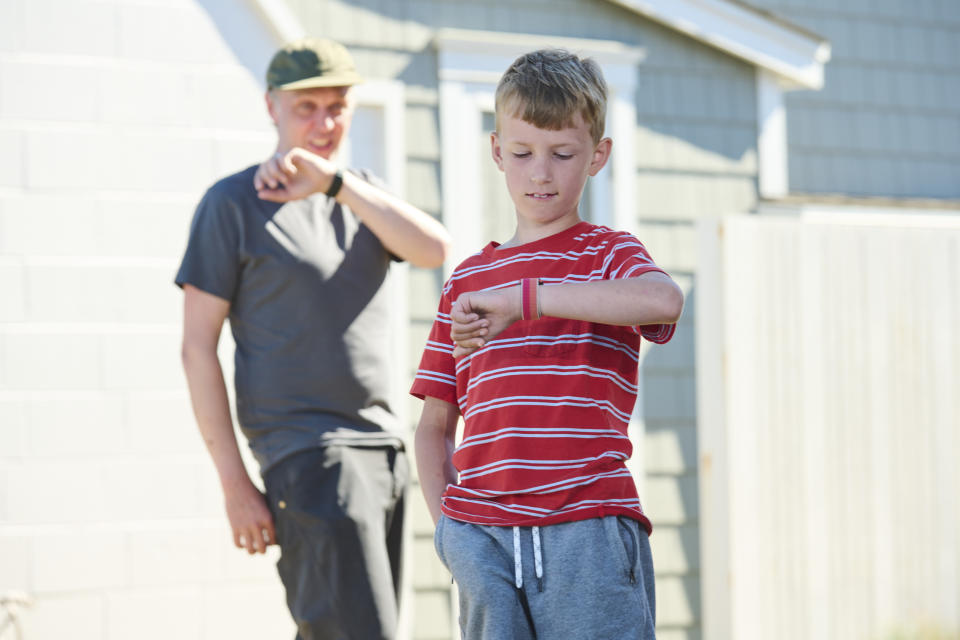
[0,0,294,637]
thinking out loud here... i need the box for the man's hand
[223,477,276,555]
[254,148,336,202]
[450,286,522,358]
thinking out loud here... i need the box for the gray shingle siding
[748,0,960,199]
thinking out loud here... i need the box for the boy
[411,49,684,639]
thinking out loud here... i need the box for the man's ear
[490,131,504,171]
[588,137,613,176]
[265,90,278,125]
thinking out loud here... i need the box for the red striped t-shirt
[410,221,675,533]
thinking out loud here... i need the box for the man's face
[491,112,610,231]
[266,86,355,159]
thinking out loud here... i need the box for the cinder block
[124,390,201,455]
[0,397,27,459]
[32,530,125,592]
[25,391,125,457]
[106,587,203,640]
[117,3,235,65]
[98,197,195,259]
[0,260,26,321]
[99,65,188,127]
[100,459,206,521]
[216,540,282,584]
[99,131,216,195]
[101,331,182,390]
[4,460,108,523]
[25,129,100,190]
[0,533,30,592]
[26,261,181,324]
[187,71,270,131]
[0,60,99,122]
[22,0,117,57]
[116,265,182,323]
[0,130,24,188]
[412,536,449,589]
[0,0,23,52]
[200,583,295,640]
[211,137,275,184]
[20,592,105,640]
[412,588,453,640]
[126,526,223,587]
[409,491,436,536]
[25,264,121,322]
[0,194,100,256]
[0,333,103,390]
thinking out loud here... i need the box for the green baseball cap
[266,38,363,90]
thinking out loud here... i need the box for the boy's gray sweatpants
[434,515,656,640]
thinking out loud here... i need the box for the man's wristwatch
[325,170,344,198]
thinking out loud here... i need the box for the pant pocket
[614,516,641,582]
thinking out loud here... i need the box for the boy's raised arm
[414,396,461,526]
[450,271,684,358]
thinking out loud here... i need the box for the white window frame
[435,28,646,269]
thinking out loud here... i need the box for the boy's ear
[490,132,505,171]
[588,137,613,176]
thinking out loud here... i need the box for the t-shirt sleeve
[174,186,242,302]
[603,232,677,344]
[410,288,459,407]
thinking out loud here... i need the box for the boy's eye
[512,152,531,158]
[554,153,573,160]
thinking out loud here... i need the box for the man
[177,38,450,639]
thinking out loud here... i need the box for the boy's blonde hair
[495,49,608,144]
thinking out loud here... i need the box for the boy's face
[266,86,355,159]
[491,112,611,233]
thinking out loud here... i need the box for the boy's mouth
[527,192,557,200]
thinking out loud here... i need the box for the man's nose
[313,111,335,132]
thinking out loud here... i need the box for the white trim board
[605,0,830,89]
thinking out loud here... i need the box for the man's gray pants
[264,445,408,640]
[435,515,656,640]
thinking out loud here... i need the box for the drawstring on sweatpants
[513,526,543,638]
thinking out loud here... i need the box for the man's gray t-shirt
[176,165,403,473]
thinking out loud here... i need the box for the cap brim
[273,73,364,90]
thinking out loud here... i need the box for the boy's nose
[530,163,552,184]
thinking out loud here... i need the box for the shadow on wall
[196,0,279,89]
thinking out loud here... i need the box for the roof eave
[604,0,831,89]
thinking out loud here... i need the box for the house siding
[0,1,296,638]
[746,0,960,199]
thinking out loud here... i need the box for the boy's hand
[254,148,337,202]
[450,286,521,358]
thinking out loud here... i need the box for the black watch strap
[325,170,343,198]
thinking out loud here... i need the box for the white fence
[696,212,960,640]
